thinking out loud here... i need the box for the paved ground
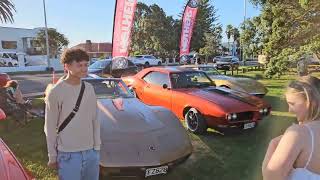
[11,73,64,94]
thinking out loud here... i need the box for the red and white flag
[179,0,199,62]
[112,0,137,69]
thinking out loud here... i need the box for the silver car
[85,78,192,178]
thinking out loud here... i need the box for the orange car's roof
[140,66,198,74]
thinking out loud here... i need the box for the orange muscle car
[123,67,271,134]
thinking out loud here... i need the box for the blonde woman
[262,76,320,180]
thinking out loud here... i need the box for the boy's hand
[47,161,58,169]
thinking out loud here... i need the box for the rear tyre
[145,62,150,67]
[157,61,162,66]
[185,108,207,134]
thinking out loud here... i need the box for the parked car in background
[0,52,19,67]
[0,73,10,87]
[88,59,138,78]
[182,65,268,97]
[214,56,240,70]
[123,67,271,134]
[90,57,100,65]
[242,58,260,66]
[129,55,162,66]
[213,56,223,63]
[179,55,195,65]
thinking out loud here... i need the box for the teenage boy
[45,48,101,180]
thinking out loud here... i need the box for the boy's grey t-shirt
[44,80,101,163]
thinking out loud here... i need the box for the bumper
[205,112,270,130]
[215,120,259,129]
[100,153,191,178]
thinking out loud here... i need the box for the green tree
[199,25,223,57]
[232,27,240,44]
[0,0,15,23]
[35,28,69,58]
[131,3,179,58]
[248,0,320,78]
[232,27,240,55]
[190,0,220,52]
[225,24,233,51]
[131,0,221,58]
[240,18,262,59]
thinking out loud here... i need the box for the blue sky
[2,0,260,46]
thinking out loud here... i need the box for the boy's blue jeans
[57,149,100,180]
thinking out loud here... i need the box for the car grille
[234,111,254,121]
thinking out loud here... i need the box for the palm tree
[232,27,240,55]
[0,0,16,23]
[225,24,233,53]
[232,28,240,44]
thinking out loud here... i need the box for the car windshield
[170,71,214,89]
[145,56,155,59]
[8,53,18,60]
[85,79,134,99]
[198,67,220,75]
[89,60,110,69]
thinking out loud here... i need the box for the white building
[0,26,42,54]
[0,27,64,72]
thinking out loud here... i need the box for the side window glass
[143,72,170,87]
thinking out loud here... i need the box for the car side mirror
[163,84,169,89]
[0,108,7,121]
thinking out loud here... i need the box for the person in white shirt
[262,75,320,180]
[45,48,101,180]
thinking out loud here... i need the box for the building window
[30,40,40,48]
[2,41,17,49]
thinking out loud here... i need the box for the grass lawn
[1,70,319,180]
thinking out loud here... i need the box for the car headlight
[260,108,269,114]
[226,113,237,120]
[232,113,237,119]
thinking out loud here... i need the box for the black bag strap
[57,82,85,133]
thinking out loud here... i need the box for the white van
[0,52,19,67]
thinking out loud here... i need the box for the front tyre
[185,108,207,134]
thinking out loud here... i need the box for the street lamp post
[242,0,247,62]
[43,0,51,69]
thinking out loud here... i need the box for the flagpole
[43,0,50,69]
[111,0,118,57]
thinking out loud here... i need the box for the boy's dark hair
[60,48,89,64]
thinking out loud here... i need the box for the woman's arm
[262,135,283,172]
[14,88,26,104]
[262,125,303,180]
